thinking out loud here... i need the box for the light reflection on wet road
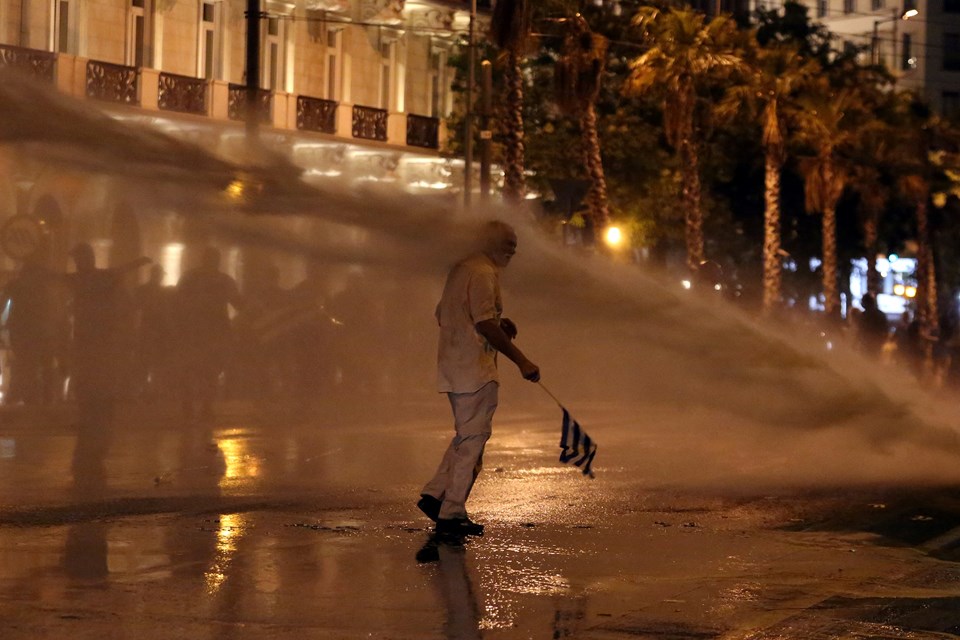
[2,406,960,638]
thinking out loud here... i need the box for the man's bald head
[479,220,518,268]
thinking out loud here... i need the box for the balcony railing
[296,95,337,134]
[20,51,444,152]
[406,114,439,149]
[352,105,388,142]
[228,83,271,123]
[0,44,55,83]
[86,60,139,105]
[158,72,208,115]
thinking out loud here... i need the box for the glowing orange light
[603,226,624,248]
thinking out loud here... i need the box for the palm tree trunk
[680,134,705,270]
[864,212,880,296]
[821,203,839,318]
[580,104,610,231]
[915,199,937,373]
[926,242,939,381]
[501,52,525,203]
[762,149,782,314]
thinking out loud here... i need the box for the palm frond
[555,15,608,115]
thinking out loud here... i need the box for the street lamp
[603,225,624,250]
[464,0,476,208]
[245,0,263,142]
[871,2,918,69]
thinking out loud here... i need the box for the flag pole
[537,381,563,408]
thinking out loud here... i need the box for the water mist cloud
[3,73,959,490]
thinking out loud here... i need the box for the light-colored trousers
[422,381,499,520]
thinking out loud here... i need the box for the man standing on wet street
[176,246,242,422]
[418,220,541,536]
[68,243,151,429]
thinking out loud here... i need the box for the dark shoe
[417,495,442,522]
[435,518,484,536]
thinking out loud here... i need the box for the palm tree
[717,43,819,314]
[846,127,893,297]
[793,79,866,318]
[830,64,895,300]
[892,95,946,371]
[902,174,936,338]
[555,14,610,231]
[624,7,744,271]
[489,0,532,203]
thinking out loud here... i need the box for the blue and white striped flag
[559,408,597,478]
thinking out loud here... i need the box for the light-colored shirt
[436,253,502,393]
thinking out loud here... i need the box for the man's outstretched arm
[475,319,540,382]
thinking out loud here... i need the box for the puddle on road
[591,619,723,639]
[0,505,598,638]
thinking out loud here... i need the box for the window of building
[52,0,75,53]
[901,33,914,70]
[844,0,856,14]
[324,27,342,101]
[871,0,884,9]
[945,33,960,70]
[127,0,145,67]
[943,91,960,117]
[263,16,286,90]
[198,0,221,79]
[429,49,447,118]
[379,40,395,111]
[817,0,827,17]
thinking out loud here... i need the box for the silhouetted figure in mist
[67,243,150,429]
[694,259,724,294]
[236,263,292,400]
[857,294,888,358]
[175,247,242,422]
[418,221,540,537]
[134,264,176,399]
[287,264,333,402]
[0,258,64,405]
[935,302,959,388]
[328,269,381,394]
[904,316,927,377]
[893,311,916,367]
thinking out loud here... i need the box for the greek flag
[559,408,597,478]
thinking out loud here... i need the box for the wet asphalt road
[2,400,960,639]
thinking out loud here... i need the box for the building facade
[788,0,960,116]
[0,1,486,406]
[0,0,473,285]
[0,0,466,136]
